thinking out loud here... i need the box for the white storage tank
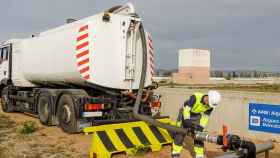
[178,48,210,68]
[9,5,155,90]
[173,48,211,84]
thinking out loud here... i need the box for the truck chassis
[1,84,157,133]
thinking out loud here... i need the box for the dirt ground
[0,107,279,158]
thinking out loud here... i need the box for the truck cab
[0,42,12,90]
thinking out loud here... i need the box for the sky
[1,0,280,71]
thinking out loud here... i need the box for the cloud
[1,0,279,71]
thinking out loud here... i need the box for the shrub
[224,76,231,80]
[19,121,37,134]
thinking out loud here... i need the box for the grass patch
[210,84,280,92]
[19,121,37,134]
[131,145,150,155]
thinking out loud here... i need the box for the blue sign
[249,103,280,134]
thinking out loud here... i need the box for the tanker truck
[0,3,160,133]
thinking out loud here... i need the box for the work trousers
[171,131,204,158]
[171,109,205,158]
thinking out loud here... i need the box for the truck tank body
[15,12,155,90]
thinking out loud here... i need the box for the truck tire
[1,87,14,113]
[57,94,79,133]
[0,84,4,95]
[38,95,51,125]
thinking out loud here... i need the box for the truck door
[0,45,11,82]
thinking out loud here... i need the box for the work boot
[171,153,180,158]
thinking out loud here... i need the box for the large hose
[133,22,244,145]
[101,3,190,134]
[132,23,190,135]
[104,7,264,158]
[104,3,191,135]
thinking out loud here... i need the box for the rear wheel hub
[62,105,71,123]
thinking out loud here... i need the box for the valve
[102,12,111,22]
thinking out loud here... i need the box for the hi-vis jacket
[179,92,213,128]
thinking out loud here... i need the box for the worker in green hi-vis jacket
[171,90,221,158]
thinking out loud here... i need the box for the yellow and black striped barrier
[83,118,173,158]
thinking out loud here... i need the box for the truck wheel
[0,84,4,95]
[38,95,51,125]
[57,94,79,133]
[1,87,14,112]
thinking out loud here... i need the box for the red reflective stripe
[148,35,153,43]
[149,50,154,57]
[77,58,89,66]
[76,25,92,80]
[150,64,155,70]
[79,25,88,32]
[148,42,154,50]
[76,41,89,50]
[77,33,88,41]
[151,67,155,74]
[83,74,90,79]
[150,57,154,64]
[76,50,89,58]
[79,66,89,74]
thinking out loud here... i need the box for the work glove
[193,124,204,132]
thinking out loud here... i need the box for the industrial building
[172,48,211,84]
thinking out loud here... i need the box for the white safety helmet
[208,90,221,108]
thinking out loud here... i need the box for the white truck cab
[0,42,11,85]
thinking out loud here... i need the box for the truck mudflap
[83,118,173,158]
